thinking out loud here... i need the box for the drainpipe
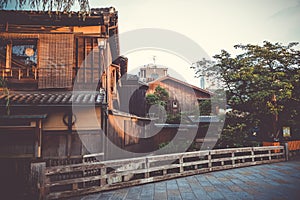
[101,102,108,161]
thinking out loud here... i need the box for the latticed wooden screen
[75,37,103,89]
[38,34,73,89]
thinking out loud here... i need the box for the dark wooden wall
[148,79,210,114]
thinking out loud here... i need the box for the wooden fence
[31,146,285,199]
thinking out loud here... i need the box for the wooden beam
[5,42,12,72]
[91,37,94,83]
[34,119,43,158]
[67,112,73,157]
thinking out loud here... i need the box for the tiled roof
[0,91,105,106]
[148,75,213,96]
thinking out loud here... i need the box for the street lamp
[97,38,107,78]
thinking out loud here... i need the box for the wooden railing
[31,146,285,199]
[43,153,104,167]
[1,67,38,80]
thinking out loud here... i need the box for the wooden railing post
[208,151,212,171]
[100,167,106,187]
[145,157,149,178]
[284,143,289,161]
[251,148,255,162]
[231,152,235,166]
[179,156,184,173]
[30,162,46,200]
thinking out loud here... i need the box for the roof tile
[0,91,104,106]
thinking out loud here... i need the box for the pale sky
[5,0,300,87]
[89,0,300,87]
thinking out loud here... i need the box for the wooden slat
[45,175,103,187]
[210,147,253,154]
[0,154,33,158]
[253,146,283,151]
[45,163,105,175]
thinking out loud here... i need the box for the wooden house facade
[0,8,121,155]
[0,8,151,198]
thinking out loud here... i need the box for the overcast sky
[6,0,300,87]
[91,0,300,53]
[89,0,300,87]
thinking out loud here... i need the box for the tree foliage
[193,41,300,144]
[146,85,170,122]
[146,85,169,107]
[0,0,90,13]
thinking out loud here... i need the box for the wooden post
[34,68,37,80]
[268,150,272,160]
[6,43,12,72]
[75,37,79,77]
[284,142,289,161]
[30,162,46,200]
[145,157,150,178]
[208,152,212,171]
[251,149,255,162]
[179,156,184,173]
[91,38,94,82]
[83,37,86,83]
[34,119,42,158]
[100,167,106,187]
[67,112,73,157]
[231,152,235,166]
[18,68,21,80]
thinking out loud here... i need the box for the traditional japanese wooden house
[0,8,151,198]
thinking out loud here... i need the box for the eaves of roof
[148,75,213,95]
[0,91,104,106]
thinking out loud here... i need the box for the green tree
[0,0,90,13]
[146,85,169,122]
[193,41,300,144]
[146,85,169,107]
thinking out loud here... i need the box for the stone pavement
[69,159,300,200]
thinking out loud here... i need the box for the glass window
[0,39,37,79]
[11,39,37,68]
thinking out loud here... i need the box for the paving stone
[167,195,182,200]
[207,190,225,200]
[180,192,197,200]
[72,159,300,200]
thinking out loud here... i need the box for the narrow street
[70,158,300,200]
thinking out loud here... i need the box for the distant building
[147,75,212,114]
[138,64,168,83]
[118,74,148,117]
[199,76,205,89]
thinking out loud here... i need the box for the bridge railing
[31,146,285,199]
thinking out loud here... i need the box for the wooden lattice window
[75,37,105,88]
[38,33,73,89]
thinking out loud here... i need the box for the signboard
[283,127,291,138]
